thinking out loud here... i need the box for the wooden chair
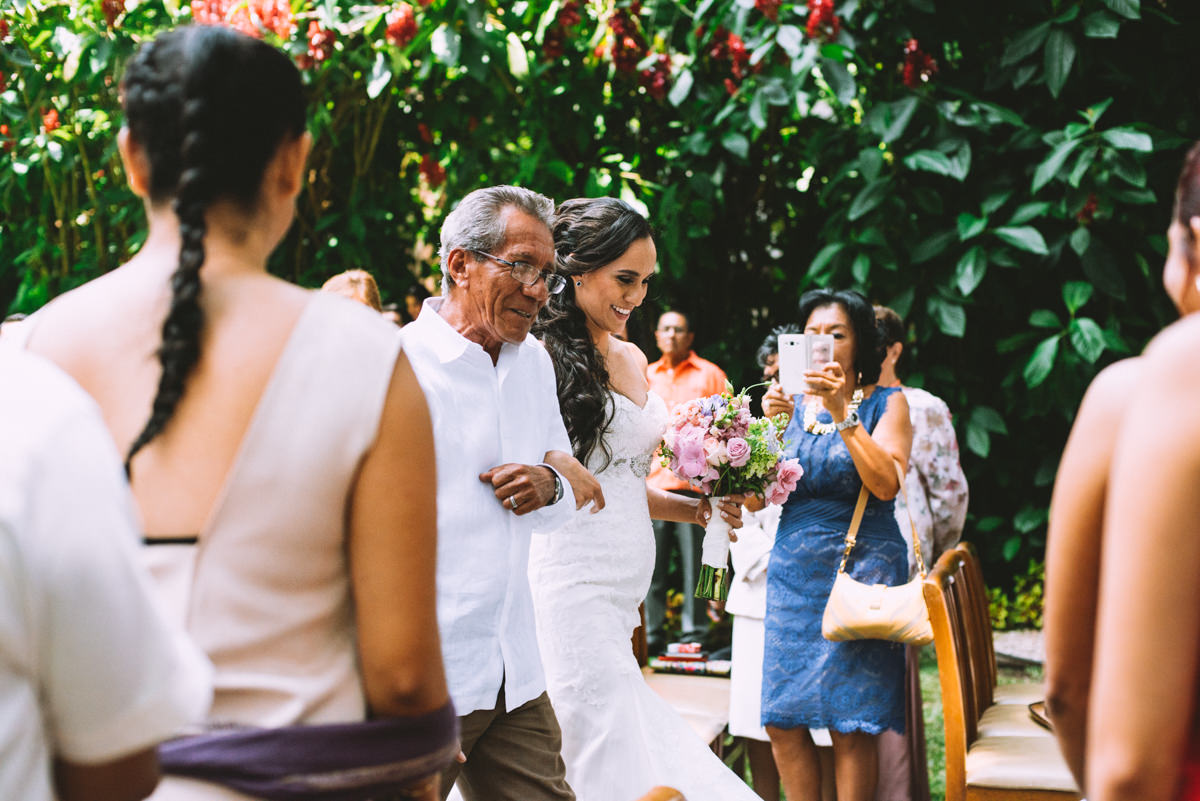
[955,542,1044,709]
[633,788,686,801]
[923,550,1080,801]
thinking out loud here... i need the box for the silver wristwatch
[539,464,564,504]
[835,410,860,432]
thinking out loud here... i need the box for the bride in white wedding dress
[528,198,759,801]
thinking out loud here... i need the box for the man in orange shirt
[645,310,729,651]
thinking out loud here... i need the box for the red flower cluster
[297,21,335,69]
[1076,193,1099,225]
[704,27,751,91]
[386,3,417,48]
[1,124,13,154]
[102,0,125,28]
[42,108,60,134]
[419,153,445,188]
[417,122,433,144]
[558,1,582,27]
[639,54,671,101]
[756,0,782,22]
[606,9,646,74]
[0,19,8,40]
[806,0,840,40]
[190,0,292,38]
[901,38,937,88]
[0,71,6,93]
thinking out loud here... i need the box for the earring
[575,280,582,287]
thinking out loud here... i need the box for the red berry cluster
[386,3,417,48]
[419,153,445,188]
[703,27,750,92]
[756,0,782,22]
[297,21,335,69]
[1076,193,1099,225]
[1,124,13,154]
[417,123,433,144]
[42,108,60,134]
[806,0,840,40]
[0,18,8,40]
[102,0,125,28]
[606,8,646,74]
[901,38,937,88]
[639,54,672,100]
[255,0,292,38]
[558,1,582,27]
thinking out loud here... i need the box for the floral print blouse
[894,386,969,576]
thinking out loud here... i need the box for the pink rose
[726,437,751,468]
[775,458,803,493]
[704,437,728,466]
[764,480,790,505]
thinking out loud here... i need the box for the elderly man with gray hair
[401,185,600,801]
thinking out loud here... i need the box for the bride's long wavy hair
[535,197,652,469]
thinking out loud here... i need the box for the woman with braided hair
[9,25,454,800]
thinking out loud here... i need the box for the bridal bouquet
[658,385,803,601]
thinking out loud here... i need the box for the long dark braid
[535,197,652,468]
[120,26,306,475]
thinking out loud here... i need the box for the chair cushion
[992,681,1044,705]
[965,735,1079,792]
[977,702,1055,739]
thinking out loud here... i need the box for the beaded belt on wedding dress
[606,453,654,478]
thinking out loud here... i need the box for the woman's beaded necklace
[802,388,864,435]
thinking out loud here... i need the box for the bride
[529,197,759,800]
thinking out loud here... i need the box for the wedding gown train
[528,391,759,801]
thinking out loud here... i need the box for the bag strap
[835,459,927,577]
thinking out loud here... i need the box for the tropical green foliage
[2,0,1197,589]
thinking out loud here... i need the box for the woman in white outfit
[527,197,758,801]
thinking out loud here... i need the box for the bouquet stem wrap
[695,495,731,601]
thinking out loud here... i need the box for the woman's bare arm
[349,352,449,717]
[1044,358,1141,786]
[1088,319,1200,801]
[842,389,912,500]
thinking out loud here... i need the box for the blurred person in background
[644,309,729,651]
[321,268,383,311]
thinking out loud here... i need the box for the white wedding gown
[528,391,759,801]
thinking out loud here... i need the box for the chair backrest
[634,788,686,801]
[924,548,973,801]
[956,542,998,705]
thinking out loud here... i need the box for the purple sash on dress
[158,700,458,800]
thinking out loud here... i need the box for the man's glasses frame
[469,250,567,295]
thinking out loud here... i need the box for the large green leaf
[957,213,988,241]
[1024,336,1060,387]
[995,226,1049,255]
[1069,317,1107,363]
[971,405,1009,435]
[911,230,957,264]
[1032,138,1080,192]
[820,58,856,104]
[669,69,694,106]
[1029,309,1062,329]
[1081,237,1128,300]
[722,132,750,159]
[1102,0,1140,19]
[1062,281,1094,314]
[928,297,966,338]
[903,150,956,177]
[955,245,988,296]
[1083,10,1122,38]
[1101,126,1153,152]
[1001,22,1051,66]
[848,179,890,221]
[1043,29,1077,98]
[366,51,392,99]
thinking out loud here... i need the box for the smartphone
[777,333,836,395]
[777,334,806,395]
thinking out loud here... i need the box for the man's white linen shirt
[401,297,576,714]
[0,346,212,801]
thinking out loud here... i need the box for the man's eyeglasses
[469,250,567,295]
[656,325,689,334]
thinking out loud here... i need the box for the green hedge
[3,0,1196,587]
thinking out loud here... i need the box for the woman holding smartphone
[760,289,912,801]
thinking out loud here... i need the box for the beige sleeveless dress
[132,292,402,800]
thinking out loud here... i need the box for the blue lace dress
[761,386,906,734]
